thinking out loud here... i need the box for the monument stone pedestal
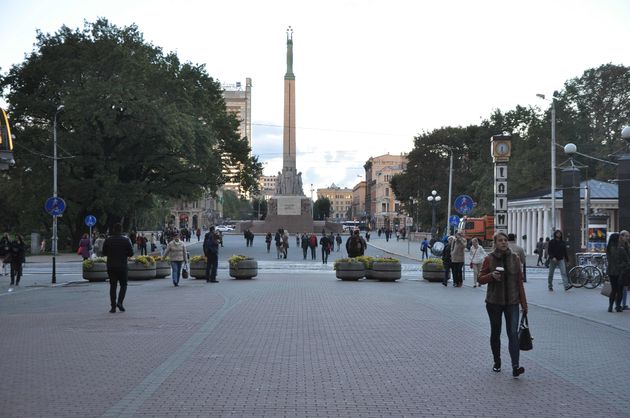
[258,196,313,233]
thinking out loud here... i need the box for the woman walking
[163,232,188,287]
[606,233,624,312]
[469,238,487,288]
[78,233,91,260]
[478,232,528,378]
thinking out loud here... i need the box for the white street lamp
[427,190,441,236]
[537,93,558,236]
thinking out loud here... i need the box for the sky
[2,0,630,195]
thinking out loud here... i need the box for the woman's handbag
[601,280,612,297]
[518,313,533,351]
[182,263,189,279]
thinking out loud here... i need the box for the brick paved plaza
[1,235,629,417]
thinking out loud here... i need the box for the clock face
[495,141,510,156]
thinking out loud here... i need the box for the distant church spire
[285,26,295,80]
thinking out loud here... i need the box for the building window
[385,188,389,197]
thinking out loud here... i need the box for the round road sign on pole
[44,197,66,216]
[84,215,97,227]
[454,195,474,215]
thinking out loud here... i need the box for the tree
[222,190,252,220]
[0,19,262,245]
[312,197,331,220]
[251,198,267,220]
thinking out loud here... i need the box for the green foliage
[393,63,630,224]
[0,19,262,242]
[355,255,374,269]
[189,255,206,263]
[222,190,252,220]
[129,255,155,266]
[422,258,444,269]
[313,197,331,220]
[373,257,400,263]
[333,257,363,270]
[228,254,252,269]
[82,257,106,269]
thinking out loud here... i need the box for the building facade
[508,179,618,255]
[317,184,353,221]
[168,78,252,229]
[351,181,367,221]
[364,153,408,230]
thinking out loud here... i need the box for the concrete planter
[371,261,401,282]
[335,261,365,281]
[155,261,170,278]
[190,261,207,279]
[229,259,258,279]
[422,262,445,282]
[82,263,108,282]
[127,261,156,280]
[364,268,376,280]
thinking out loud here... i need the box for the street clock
[491,135,512,162]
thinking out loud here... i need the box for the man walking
[547,229,572,291]
[203,226,220,283]
[102,223,134,313]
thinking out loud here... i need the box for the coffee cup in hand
[495,267,504,281]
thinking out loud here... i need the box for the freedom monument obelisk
[244,28,340,233]
[262,27,314,233]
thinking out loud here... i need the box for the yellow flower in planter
[333,257,363,270]
[355,256,374,269]
[422,258,444,269]
[229,254,253,269]
[189,255,207,263]
[82,257,107,270]
[153,255,170,262]
[130,255,155,267]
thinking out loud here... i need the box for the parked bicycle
[568,252,606,289]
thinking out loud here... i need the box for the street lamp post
[537,93,558,236]
[619,126,630,231]
[52,104,64,284]
[427,190,441,237]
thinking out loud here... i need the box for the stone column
[562,167,581,267]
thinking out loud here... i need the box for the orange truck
[458,215,494,246]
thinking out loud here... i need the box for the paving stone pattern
[1,268,629,418]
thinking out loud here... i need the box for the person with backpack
[301,233,309,260]
[308,233,318,260]
[346,229,365,258]
[335,233,342,251]
[320,233,331,264]
[420,237,429,260]
[203,226,220,283]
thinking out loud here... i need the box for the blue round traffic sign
[449,215,460,226]
[85,215,97,227]
[454,195,474,215]
[44,197,66,216]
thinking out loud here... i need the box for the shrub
[333,257,363,270]
[189,255,207,263]
[153,255,170,262]
[355,255,374,269]
[129,256,155,267]
[422,258,444,269]
[82,257,106,270]
[229,255,253,269]
[373,257,400,263]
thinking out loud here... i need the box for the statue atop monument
[276,26,304,196]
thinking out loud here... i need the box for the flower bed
[333,258,365,281]
[229,255,258,279]
[422,258,445,282]
[82,257,108,282]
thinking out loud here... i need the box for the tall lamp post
[537,93,558,236]
[619,126,630,231]
[427,190,441,236]
[52,104,64,284]
[441,146,454,236]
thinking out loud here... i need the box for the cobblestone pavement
[1,235,629,417]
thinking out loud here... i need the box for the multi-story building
[317,184,353,221]
[222,78,253,195]
[364,153,408,230]
[351,181,366,221]
[168,78,252,229]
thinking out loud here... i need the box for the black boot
[609,304,614,312]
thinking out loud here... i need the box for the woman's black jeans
[486,302,520,368]
[609,275,623,309]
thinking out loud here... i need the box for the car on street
[215,225,235,232]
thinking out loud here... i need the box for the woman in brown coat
[478,232,528,377]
